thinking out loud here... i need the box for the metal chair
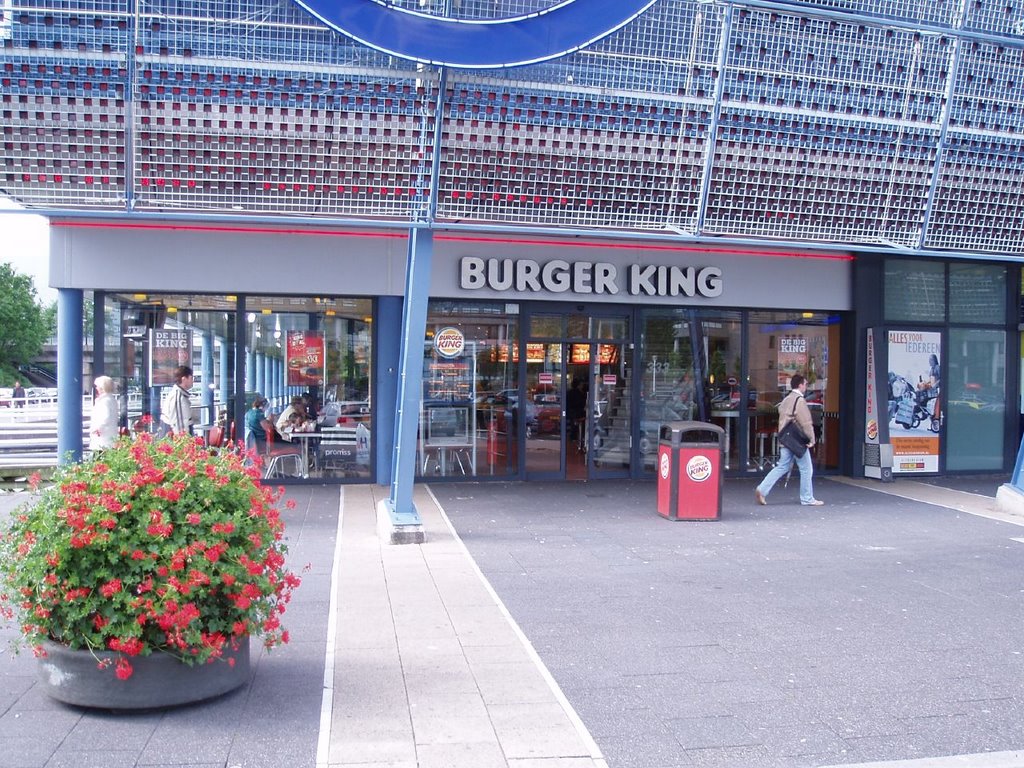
[263,429,302,479]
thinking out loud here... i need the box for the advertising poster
[286,331,326,387]
[777,335,807,388]
[887,329,941,474]
[149,329,193,387]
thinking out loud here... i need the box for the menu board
[286,331,326,387]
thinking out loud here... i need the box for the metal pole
[384,229,434,539]
[57,288,84,464]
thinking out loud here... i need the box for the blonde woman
[89,375,120,451]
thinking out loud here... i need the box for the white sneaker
[801,499,825,506]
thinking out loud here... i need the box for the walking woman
[754,374,824,507]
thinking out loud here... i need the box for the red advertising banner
[286,331,325,387]
[149,329,193,387]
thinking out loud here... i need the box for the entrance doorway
[523,311,632,480]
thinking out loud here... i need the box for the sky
[0,196,56,303]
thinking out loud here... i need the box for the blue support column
[375,296,402,487]
[255,353,265,398]
[219,339,229,417]
[382,229,432,542]
[57,288,84,464]
[201,331,214,424]
[245,350,256,392]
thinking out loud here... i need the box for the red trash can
[656,421,724,521]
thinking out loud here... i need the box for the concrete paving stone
[487,702,590,760]
[897,713,1007,754]
[461,642,536,667]
[838,732,949,763]
[663,714,762,750]
[408,693,496,746]
[506,759,605,768]
[43,750,140,768]
[403,659,480,697]
[62,710,164,750]
[226,732,316,768]
[471,661,559,705]
[328,718,416,765]
[745,722,852,759]
[0,737,59,768]
[595,734,695,768]
[682,744,797,768]
[0,708,82,739]
[415,740,509,768]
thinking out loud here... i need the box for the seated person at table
[276,396,309,441]
[245,396,275,454]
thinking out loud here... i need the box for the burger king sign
[434,327,465,359]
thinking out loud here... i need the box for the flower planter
[37,639,250,710]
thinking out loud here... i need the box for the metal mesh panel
[773,0,959,27]
[1,2,127,207]
[129,0,436,215]
[434,76,711,229]
[702,111,935,245]
[924,135,1024,252]
[4,0,1024,254]
[727,8,948,124]
[950,39,1024,132]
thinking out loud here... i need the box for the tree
[0,263,48,383]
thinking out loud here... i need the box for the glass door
[588,342,632,477]
[524,342,566,477]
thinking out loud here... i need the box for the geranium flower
[0,433,301,679]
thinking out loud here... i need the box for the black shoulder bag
[777,397,810,458]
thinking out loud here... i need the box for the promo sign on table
[287,331,325,387]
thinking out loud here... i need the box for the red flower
[114,657,133,680]
[100,579,122,598]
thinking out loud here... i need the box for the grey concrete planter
[37,639,250,710]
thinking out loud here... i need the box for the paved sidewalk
[2,474,1024,768]
[324,484,603,767]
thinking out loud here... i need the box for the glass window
[246,296,374,481]
[420,302,520,479]
[885,260,945,323]
[946,328,1006,471]
[107,293,238,440]
[949,264,1006,324]
[748,312,836,472]
[639,310,699,469]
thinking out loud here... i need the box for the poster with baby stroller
[886,330,941,473]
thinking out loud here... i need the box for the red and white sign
[434,327,465,359]
[286,331,325,387]
[538,372,553,385]
[603,374,617,385]
[685,454,713,482]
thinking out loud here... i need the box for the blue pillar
[266,354,274,403]
[375,296,402,487]
[245,350,256,392]
[255,353,265,398]
[57,288,84,464]
[384,229,432,535]
[219,339,229,416]
[201,331,214,425]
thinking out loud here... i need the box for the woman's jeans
[756,445,815,503]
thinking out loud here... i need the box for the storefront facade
[48,219,1024,485]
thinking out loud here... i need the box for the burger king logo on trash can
[434,327,465,359]
[866,419,878,440]
[686,455,712,482]
[659,452,670,480]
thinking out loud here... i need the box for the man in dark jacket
[754,374,823,506]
